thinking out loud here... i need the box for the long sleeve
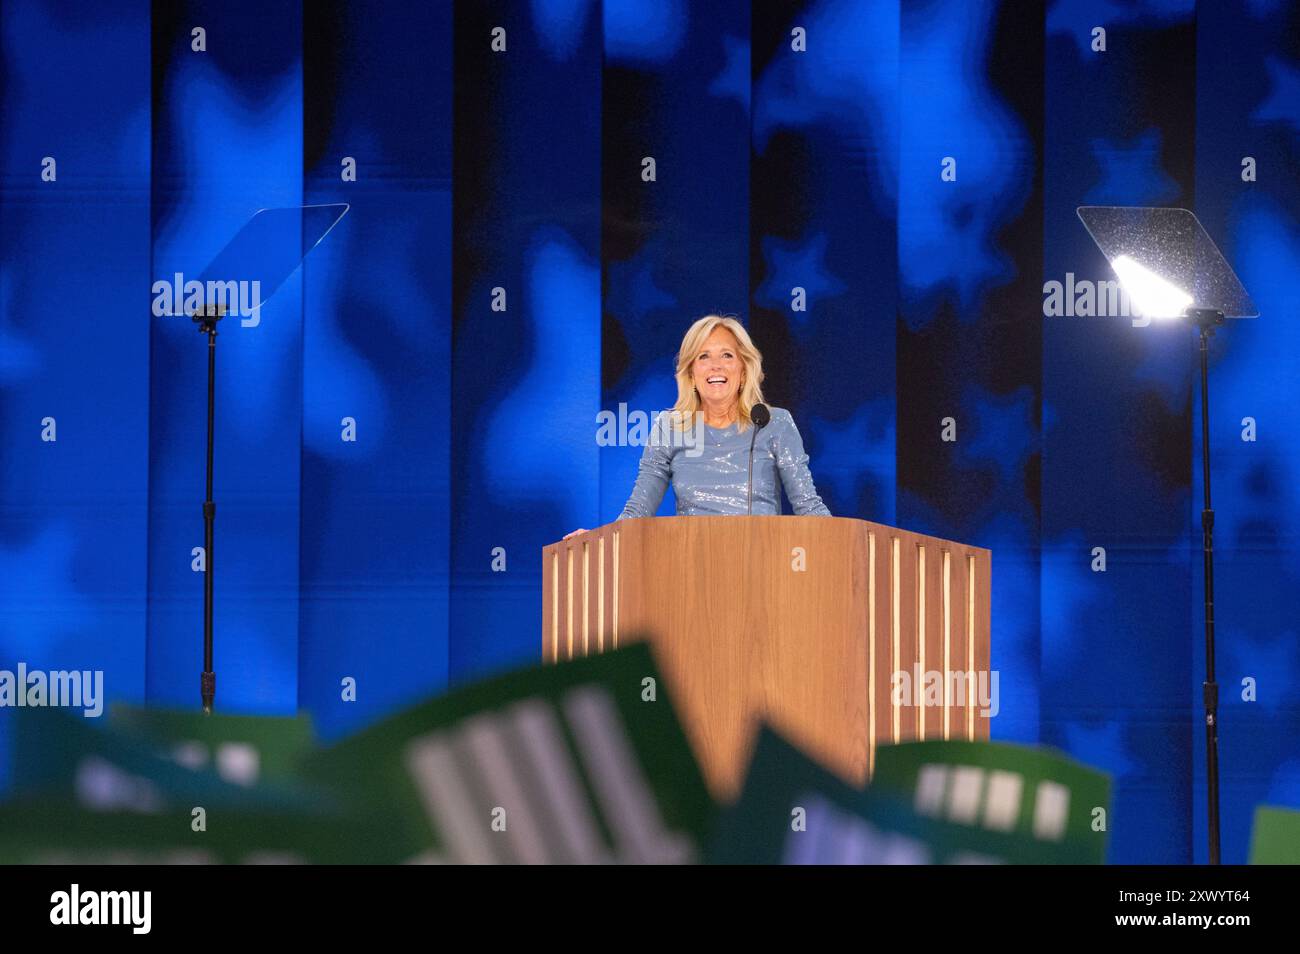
[618,414,673,518]
[772,409,831,516]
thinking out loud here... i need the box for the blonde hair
[668,315,766,432]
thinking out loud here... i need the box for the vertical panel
[750,0,898,522]
[897,0,1044,752]
[299,0,452,739]
[147,0,303,712]
[1192,1,1300,864]
[1041,0,1196,862]
[600,0,750,522]
[451,0,602,684]
[0,0,152,790]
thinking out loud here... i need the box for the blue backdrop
[1,0,1297,864]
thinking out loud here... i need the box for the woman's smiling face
[691,326,743,411]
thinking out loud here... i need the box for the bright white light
[1111,254,1193,320]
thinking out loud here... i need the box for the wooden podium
[542,516,990,800]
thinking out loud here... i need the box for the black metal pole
[1189,309,1223,865]
[199,312,219,713]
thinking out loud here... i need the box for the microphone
[747,403,771,515]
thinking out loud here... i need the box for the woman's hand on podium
[562,528,589,540]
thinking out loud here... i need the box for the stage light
[1110,254,1194,320]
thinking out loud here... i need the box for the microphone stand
[746,406,771,515]
[747,429,758,515]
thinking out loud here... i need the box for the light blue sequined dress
[618,406,831,518]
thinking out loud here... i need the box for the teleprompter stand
[180,203,349,713]
[1078,206,1259,865]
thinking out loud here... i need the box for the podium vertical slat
[972,549,992,740]
[916,543,928,740]
[896,536,919,743]
[596,534,607,653]
[923,543,946,741]
[585,538,595,657]
[869,530,889,776]
[611,526,621,649]
[563,544,575,661]
[889,535,902,744]
[543,547,557,663]
[948,547,970,739]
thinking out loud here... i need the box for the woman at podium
[565,315,830,538]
